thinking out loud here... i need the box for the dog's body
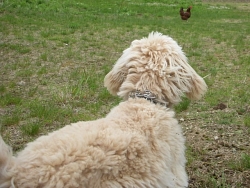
[1,99,187,188]
[0,32,207,188]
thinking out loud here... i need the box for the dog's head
[104,32,207,106]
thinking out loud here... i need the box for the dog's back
[0,136,15,188]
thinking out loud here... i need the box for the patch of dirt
[179,108,250,187]
[213,102,227,110]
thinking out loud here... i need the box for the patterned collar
[129,90,168,107]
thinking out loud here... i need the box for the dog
[0,32,207,188]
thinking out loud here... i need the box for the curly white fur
[0,32,207,188]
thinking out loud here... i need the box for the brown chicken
[180,6,192,20]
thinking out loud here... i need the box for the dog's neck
[129,90,168,107]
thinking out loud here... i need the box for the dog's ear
[185,73,207,100]
[104,45,137,96]
[172,53,207,101]
[104,62,128,96]
[164,54,207,103]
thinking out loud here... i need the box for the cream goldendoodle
[0,32,207,188]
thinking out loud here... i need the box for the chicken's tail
[0,136,16,188]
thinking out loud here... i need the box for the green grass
[0,0,249,187]
[21,122,41,136]
[0,93,22,106]
[175,97,191,113]
[244,117,250,128]
[228,153,250,171]
[1,115,20,127]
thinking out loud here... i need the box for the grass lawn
[0,0,249,187]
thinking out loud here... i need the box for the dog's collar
[129,90,168,107]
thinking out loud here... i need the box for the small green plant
[209,67,217,76]
[21,123,40,136]
[244,116,250,127]
[37,66,47,75]
[0,93,22,106]
[228,153,250,171]
[0,85,6,93]
[69,68,100,98]
[203,175,229,188]
[40,31,51,38]
[40,53,48,61]
[28,86,38,97]
[241,154,250,169]
[16,69,33,77]
[1,115,20,126]
[218,112,235,125]
[8,44,31,54]
[29,101,59,121]
[175,97,190,113]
